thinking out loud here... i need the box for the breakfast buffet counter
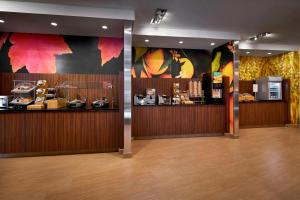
[239,79,291,128]
[0,72,124,156]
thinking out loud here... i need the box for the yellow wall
[239,52,300,124]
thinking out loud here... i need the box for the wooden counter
[0,109,123,155]
[239,101,289,128]
[131,77,230,139]
[132,104,226,138]
[239,79,290,128]
[0,72,124,156]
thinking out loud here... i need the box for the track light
[150,8,167,24]
[249,32,271,41]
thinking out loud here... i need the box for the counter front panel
[239,101,288,128]
[0,110,122,154]
[132,104,226,138]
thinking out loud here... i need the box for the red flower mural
[8,33,72,73]
[98,37,123,66]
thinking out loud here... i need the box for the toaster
[0,96,13,108]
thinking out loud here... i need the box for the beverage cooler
[256,76,282,100]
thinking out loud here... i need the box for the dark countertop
[133,103,224,107]
[239,100,286,104]
[0,107,119,113]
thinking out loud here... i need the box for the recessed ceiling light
[178,41,183,44]
[51,22,58,27]
[267,52,272,55]
[246,51,251,54]
[145,39,149,43]
[0,19,5,23]
[210,42,215,46]
[102,25,108,30]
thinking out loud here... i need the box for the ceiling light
[178,41,183,44]
[267,52,272,55]
[246,51,250,54]
[150,8,167,24]
[145,39,149,43]
[0,19,5,23]
[102,25,108,30]
[210,42,215,46]
[51,22,58,27]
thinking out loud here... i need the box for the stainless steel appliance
[0,96,13,108]
[145,88,156,105]
[158,95,172,105]
[256,76,282,100]
[134,94,146,105]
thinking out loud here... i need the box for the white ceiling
[1,0,300,52]
[0,12,125,37]
[133,35,228,50]
[239,49,288,57]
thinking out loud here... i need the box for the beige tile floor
[0,127,300,200]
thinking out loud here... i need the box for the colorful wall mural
[211,42,234,133]
[0,32,124,74]
[240,52,300,124]
[131,47,211,78]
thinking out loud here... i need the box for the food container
[47,98,67,109]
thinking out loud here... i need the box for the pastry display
[92,97,109,109]
[180,91,194,104]
[36,80,48,88]
[11,82,35,93]
[10,97,33,105]
[6,79,118,110]
[239,93,255,102]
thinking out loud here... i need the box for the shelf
[11,87,36,94]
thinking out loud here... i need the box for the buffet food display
[239,93,255,102]
[1,79,117,110]
[133,80,207,106]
